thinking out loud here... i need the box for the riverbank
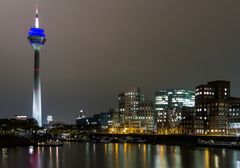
[0,134,33,147]
[1,133,239,149]
[89,133,240,148]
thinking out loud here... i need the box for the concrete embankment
[0,134,33,147]
[90,133,239,145]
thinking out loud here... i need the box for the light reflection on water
[2,148,7,167]
[0,143,239,168]
[205,148,210,168]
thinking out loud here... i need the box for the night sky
[0,0,240,124]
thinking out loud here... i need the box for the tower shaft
[33,50,42,126]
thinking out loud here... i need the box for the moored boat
[197,139,240,149]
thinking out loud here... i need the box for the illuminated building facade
[155,89,195,131]
[28,4,46,127]
[118,87,144,125]
[226,98,240,134]
[195,80,230,134]
[111,87,155,133]
[76,111,113,131]
[138,102,155,133]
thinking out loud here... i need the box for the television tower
[28,3,46,127]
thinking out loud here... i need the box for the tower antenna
[35,1,39,28]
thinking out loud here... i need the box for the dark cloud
[0,0,240,123]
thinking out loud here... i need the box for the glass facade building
[155,89,195,111]
[155,89,195,130]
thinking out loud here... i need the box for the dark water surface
[0,142,239,168]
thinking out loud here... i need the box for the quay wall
[90,133,239,145]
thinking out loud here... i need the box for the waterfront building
[180,116,194,134]
[227,98,240,134]
[28,4,46,127]
[118,87,144,125]
[76,111,113,131]
[179,107,195,134]
[76,116,100,129]
[99,112,113,128]
[111,108,120,127]
[108,87,156,133]
[138,102,155,133]
[124,120,143,133]
[195,80,230,134]
[114,101,155,133]
[178,107,205,134]
[155,89,195,132]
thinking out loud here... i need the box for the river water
[0,142,239,168]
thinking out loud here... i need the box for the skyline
[0,0,240,124]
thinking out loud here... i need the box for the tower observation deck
[28,4,46,127]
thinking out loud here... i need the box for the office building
[118,87,144,125]
[138,102,155,133]
[155,89,195,131]
[195,80,230,134]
